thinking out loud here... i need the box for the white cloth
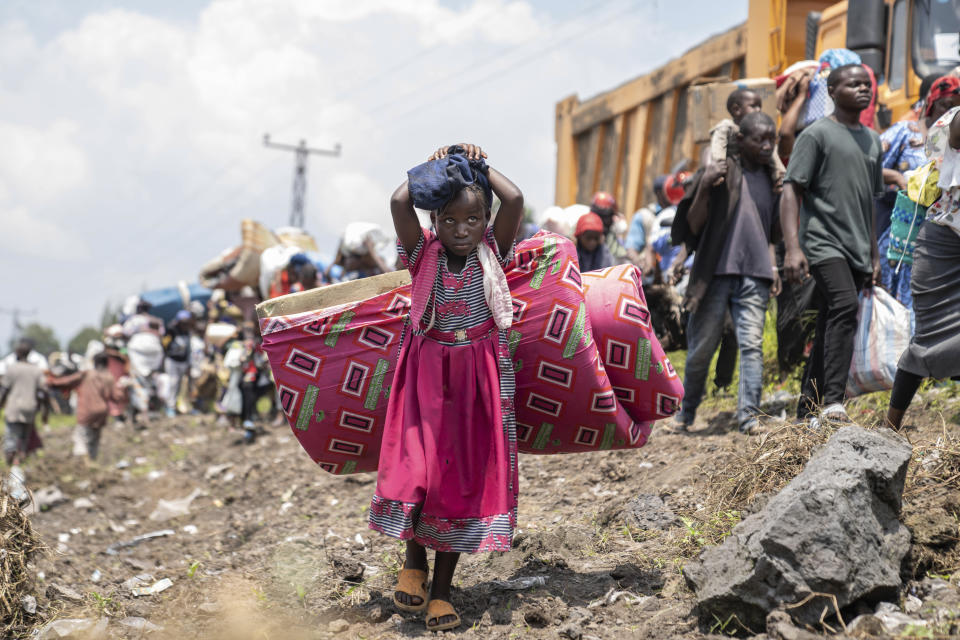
[924,105,960,236]
[258,244,301,298]
[0,351,48,376]
[477,241,513,331]
[126,333,164,377]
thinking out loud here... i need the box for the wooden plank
[575,128,599,205]
[670,86,692,173]
[611,112,628,208]
[595,120,621,196]
[554,95,580,206]
[256,270,412,319]
[745,0,770,78]
[623,103,650,214]
[639,95,669,212]
[570,24,746,135]
[662,88,682,173]
[590,121,608,194]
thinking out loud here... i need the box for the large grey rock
[684,426,912,630]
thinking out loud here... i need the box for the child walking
[709,88,786,190]
[50,353,129,462]
[369,143,523,631]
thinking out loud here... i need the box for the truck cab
[811,0,960,125]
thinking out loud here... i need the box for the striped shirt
[399,226,511,333]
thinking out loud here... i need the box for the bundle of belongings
[199,220,321,298]
[778,49,878,129]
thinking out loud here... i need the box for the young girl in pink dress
[368,143,523,631]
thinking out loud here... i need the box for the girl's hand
[429,144,488,162]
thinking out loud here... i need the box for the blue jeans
[680,275,770,430]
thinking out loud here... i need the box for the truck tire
[806,12,821,61]
[846,0,886,50]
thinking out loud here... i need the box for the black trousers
[797,258,870,418]
[240,381,272,423]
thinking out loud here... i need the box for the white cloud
[0,119,87,205]
[0,205,90,261]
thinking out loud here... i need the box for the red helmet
[663,172,690,206]
[590,191,617,216]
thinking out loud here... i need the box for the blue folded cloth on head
[407,147,491,210]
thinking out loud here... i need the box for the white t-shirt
[0,351,48,376]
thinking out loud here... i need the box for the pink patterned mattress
[258,233,683,475]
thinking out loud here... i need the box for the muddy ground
[8,386,960,639]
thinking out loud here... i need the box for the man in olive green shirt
[781,64,883,424]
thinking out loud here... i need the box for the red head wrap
[925,76,960,117]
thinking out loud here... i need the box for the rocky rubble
[684,426,913,630]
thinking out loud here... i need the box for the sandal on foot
[393,568,428,612]
[425,599,461,631]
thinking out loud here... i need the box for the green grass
[666,304,802,416]
[0,409,76,432]
[0,409,78,471]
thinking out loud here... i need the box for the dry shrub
[0,483,45,637]
[700,421,836,517]
[906,421,960,500]
[903,421,960,576]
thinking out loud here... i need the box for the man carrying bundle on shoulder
[669,111,783,435]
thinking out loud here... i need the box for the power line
[153,0,618,230]
[348,0,625,126]
[142,0,630,267]
[352,1,642,137]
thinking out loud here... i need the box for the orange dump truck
[555,0,960,211]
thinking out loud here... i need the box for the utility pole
[0,307,37,346]
[263,135,341,228]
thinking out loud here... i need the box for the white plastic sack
[84,340,105,369]
[342,222,385,253]
[127,333,164,377]
[341,221,397,269]
[846,287,911,397]
[274,226,318,252]
[537,204,588,240]
[258,244,302,299]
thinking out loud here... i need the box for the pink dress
[368,227,518,553]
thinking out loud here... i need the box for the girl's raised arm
[488,167,524,257]
[391,180,422,257]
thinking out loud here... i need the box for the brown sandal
[425,599,461,631]
[393,568,429,612]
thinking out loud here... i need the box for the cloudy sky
[0,0,747,349]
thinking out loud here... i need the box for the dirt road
[13,387,960,639]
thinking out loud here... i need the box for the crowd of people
[4,48,959,468]
[535,49,960,436]
[3,43,960,632]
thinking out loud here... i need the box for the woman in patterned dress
[886,106,960,429]
[877,76,960,307]
[369,143,523,631]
